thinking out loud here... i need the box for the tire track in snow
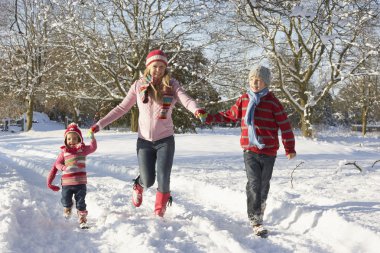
[0,148,105,253]
[171,173,335,253]
[0,143,253,252]
[170,173,297,253]
[173,170,380,253]
[0,141,152,252]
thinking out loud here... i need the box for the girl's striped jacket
[54,138,97,186]
[206,92,295,156]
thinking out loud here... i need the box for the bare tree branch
[345,162,363,172]
[290,161,304,188]
[372,160,380,168]
[10,0,23,34]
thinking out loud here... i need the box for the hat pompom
[67,123,78,128]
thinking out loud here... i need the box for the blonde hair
[143,66,172,102]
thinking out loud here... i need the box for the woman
[91,49,206,217]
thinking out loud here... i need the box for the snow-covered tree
[334,72,380,136]
[50,0,217,131]
[230,0,380,137]
[333,21,380,136]
[0,0,60,131]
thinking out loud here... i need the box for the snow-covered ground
[0,113,379,253]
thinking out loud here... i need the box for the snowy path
[1,128,380,253]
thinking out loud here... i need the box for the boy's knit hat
[146,49,168,67]
[64,123,83,144]
[249,65,271,86]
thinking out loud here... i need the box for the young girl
[91,49,206,218]
[47,123,97,229]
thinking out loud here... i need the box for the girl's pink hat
[146,49,168,67]
[64,123,83,143]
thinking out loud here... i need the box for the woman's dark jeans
[136,135,175,193]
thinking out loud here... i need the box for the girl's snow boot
[78,210,88,229]
[63,207,72,219]
[154,191,172,217]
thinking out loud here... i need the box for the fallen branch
[344,161,362,172]
[290,161,304,188]
[372,160,380,168]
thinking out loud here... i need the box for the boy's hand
[287,153,296,160]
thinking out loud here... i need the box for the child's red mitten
[47,166,60,192]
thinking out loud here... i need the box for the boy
[206,65,296,236]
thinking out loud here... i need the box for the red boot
[154,191,172,217]
[132,181,144,207]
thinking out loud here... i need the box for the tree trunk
[130,106,138,132]
[300,107,313,138]
[72,113,79,125]
[130,69,141,133]
[26,96,34,131]
[72,104,79,125]
[361,106,368,136]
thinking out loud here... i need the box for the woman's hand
[90,124,100,133]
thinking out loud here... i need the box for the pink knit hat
[64,123,83,144]
[146,49,168,67]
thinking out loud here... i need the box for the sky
[0,112,379,253]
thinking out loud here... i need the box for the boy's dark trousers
[243,150,276,225]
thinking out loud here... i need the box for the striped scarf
[244,87,269,149]
[139,75,173,119]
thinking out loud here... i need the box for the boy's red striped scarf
[139,76,173,119]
